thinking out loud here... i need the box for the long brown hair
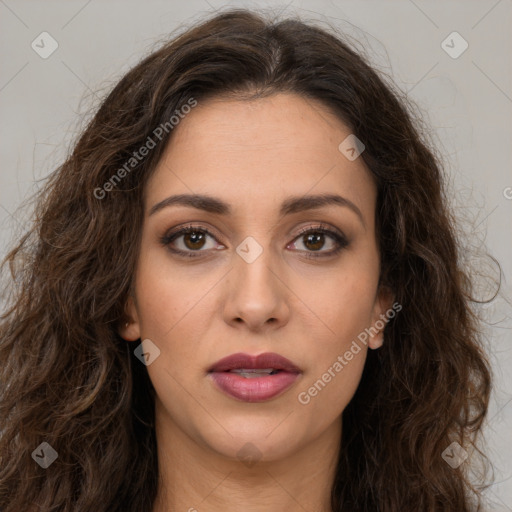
[0,8,493,511]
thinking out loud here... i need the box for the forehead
[145,93,376,221]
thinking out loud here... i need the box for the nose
[222,240,290,333]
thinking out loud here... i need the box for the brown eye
[182,231,207,250]
[160,225,223,257]
[288,225,349,259]
[161,223,348,260]
[302,232,327,251]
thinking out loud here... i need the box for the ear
[368,285,395,350]
[118,293,141,342]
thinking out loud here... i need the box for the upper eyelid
[163,224,222,244]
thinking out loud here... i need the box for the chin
[197,417,302,463]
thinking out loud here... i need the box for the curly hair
[0,8,493,511]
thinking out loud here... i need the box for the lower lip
[208,371,300,402]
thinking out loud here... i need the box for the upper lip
[208,352,302,373]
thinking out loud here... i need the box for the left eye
[288,229,340,253]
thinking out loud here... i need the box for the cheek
[132,249,217,396]
[134,244,211,337]
[291,277,372,437]
[132,255,214,435]
[290,256,378,412]
[291,252,379,346]
[297,345,367,419]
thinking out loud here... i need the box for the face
[121,93,392,462]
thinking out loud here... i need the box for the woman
[0,8,493,512]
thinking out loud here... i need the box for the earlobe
[368,332,384,350]
[368,285,394,350]
[118,295,141,341]
[119,321,141,342]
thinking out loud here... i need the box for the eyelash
[160,223,349,260]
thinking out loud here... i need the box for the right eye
[160,225,225,258]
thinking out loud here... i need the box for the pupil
[185,231,205,250]
[305,233,324,251]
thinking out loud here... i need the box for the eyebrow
[149,193,365,226]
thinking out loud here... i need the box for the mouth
[207,352,302,402]
[226,368,281,378]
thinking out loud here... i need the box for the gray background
[1,0,511,509]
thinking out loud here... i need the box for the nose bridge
[224,233,289,329]
[234,233,280,301]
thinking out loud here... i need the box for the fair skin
[119,93,392,512]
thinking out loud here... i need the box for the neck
[152,404,341,512]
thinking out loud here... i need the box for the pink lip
[207,352,302,403]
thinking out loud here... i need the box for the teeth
[230,368,279,378]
